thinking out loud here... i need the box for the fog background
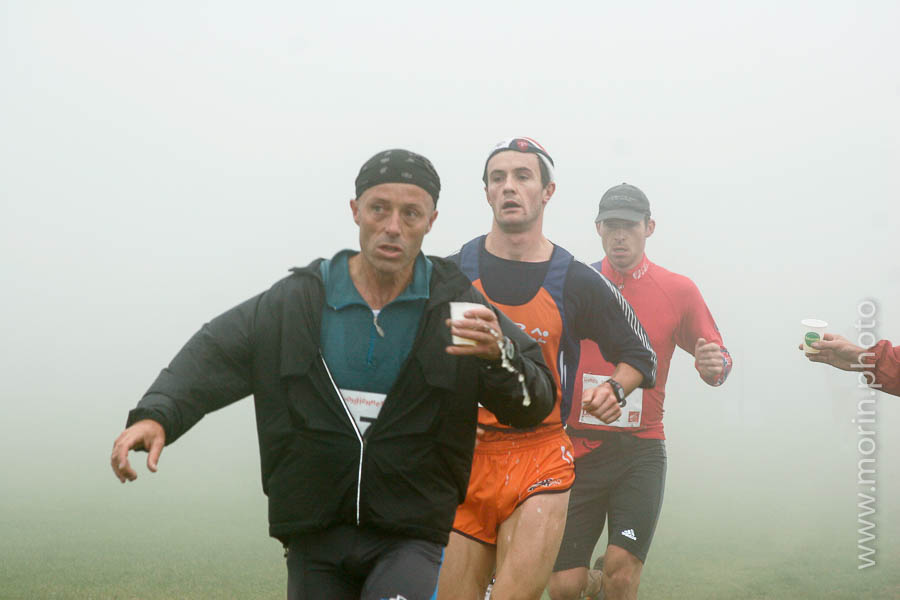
[2,1,899,597]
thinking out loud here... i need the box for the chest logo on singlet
[512,321,551,345]
[529,327,550,344]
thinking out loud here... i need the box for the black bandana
[355,149,441,206]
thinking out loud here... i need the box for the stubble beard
[494,205,540,235]
[607,247,642,272]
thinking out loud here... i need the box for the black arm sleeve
[126,293,261,444]
[565,262,657,388]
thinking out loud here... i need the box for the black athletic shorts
[286,524,443,600]
[553,434,666,569]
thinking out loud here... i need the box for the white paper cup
[801,318,828,354]
[450,302,482,346]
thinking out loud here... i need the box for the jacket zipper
[314,296,439,527]
[319,351,365,526]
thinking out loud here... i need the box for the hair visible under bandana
[482,137,555,185]
[355,149,441,206]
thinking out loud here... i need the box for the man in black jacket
[109,149,555,600]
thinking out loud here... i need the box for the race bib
[340,389,387,435]
[578,373,642,429]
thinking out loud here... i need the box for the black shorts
[553,434,666,569]
[286,524,443,600]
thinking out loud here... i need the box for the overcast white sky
[1,0,898,584]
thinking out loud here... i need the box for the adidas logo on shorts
[621,529,637,541]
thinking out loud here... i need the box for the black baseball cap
[594,183,651,223]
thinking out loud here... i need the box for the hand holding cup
[446,302,503,362]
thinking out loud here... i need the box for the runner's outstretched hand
[111,419,165,483]
[801,333,867,371]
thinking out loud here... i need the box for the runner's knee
[547,570,586,600]
[492,581,548,600]
[603,564,639,596]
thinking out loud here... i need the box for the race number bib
[340,389,387,435]
[578,373,642,429]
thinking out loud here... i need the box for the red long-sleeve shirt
[866,339,900,397]
[566,254,732,456]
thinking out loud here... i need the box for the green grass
[1,498,283,599]
[4,481,897,600]
[3,419,898,599]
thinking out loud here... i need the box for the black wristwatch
[606,378,627,407]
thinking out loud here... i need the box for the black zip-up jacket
[126,256,555,545]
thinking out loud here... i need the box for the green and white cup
[801,318,828,354]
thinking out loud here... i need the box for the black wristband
[607,378,627,407]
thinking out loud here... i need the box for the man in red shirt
[548,183,733,600]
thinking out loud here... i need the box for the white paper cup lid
[801,318,828,328]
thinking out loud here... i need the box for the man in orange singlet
[436,138,658,600]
